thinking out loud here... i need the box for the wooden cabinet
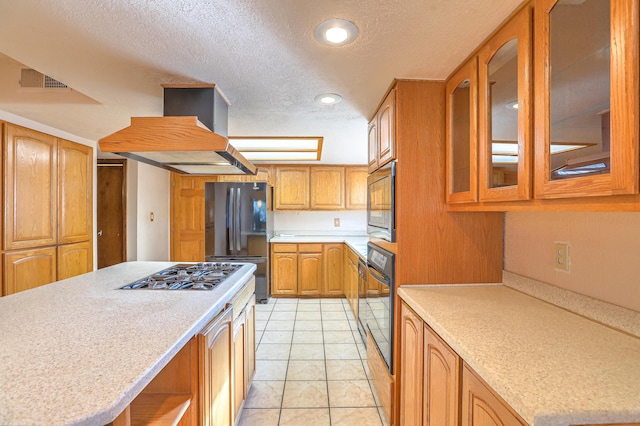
[4,124,57,250]
[322,244,343,296]
[345,166,368,210]
[446,58,479,204]
[461,363,527,426]
[343,247,359,315]
[478,5,533,202]
[310,167,345,209]
[244,297,256,391]
[217,166,273,185]
[424,325,460,426]
[275,167,310,210]
[3,247,57,295]
[232,310,246,423]
[369,88,397,173]
[57,241,93,281]
[199,306,233,426]
[533,0,639,199]
[399,302,424,426]
[271,244,298,296]
[298,244,323,296]
[271,243,344,297]
[58,138,93,243]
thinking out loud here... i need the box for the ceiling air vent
[20,68,68,88]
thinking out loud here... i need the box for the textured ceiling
[0,0,522,164]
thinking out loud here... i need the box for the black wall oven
[366,242,395,373]
[367,161,396,242]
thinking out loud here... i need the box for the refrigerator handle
[235,187,242,252]
[228,188,235,255]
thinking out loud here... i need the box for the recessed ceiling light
[315,19,358,46]
[314,93,342,105]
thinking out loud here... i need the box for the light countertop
[270,234,369,258]
[0,261,256,426]
[398,284,640,426]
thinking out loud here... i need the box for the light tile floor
[239,297,389,426]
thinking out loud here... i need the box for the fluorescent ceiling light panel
[491,141,592,156]
[492,155,519,164]
[229,137,323,162]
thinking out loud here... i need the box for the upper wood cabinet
[534,0,639,199]
[369,88,397,173]
[4,124,57,250]
[345,166,368,210]
[275,167,310,210]
[218,167,274,185]
[478,5,533,202]
[310,167,345,209]
[446,58,479,204]
[58,139,93,244]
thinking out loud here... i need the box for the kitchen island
[0,261,256,425]
[398,281,640,426]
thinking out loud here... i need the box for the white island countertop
[399,284,640,426]
[0,261,256,426]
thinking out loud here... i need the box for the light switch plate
[334,218,340,227]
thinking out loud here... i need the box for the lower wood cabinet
[461,363,526,426]
[343,246,359,315]
[3,247,57,296]
[57,241,93,281]
[271,243,344,297]
[232,310,246,423]
[199,306,233,426]
[399,300,527,426]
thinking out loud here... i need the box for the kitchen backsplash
[274,211,366,234]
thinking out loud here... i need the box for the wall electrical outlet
[150,212,155,222]
[334,218,340,227]
[554,242,569,272]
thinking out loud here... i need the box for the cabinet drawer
[298,244,322,253]
[272,243,297,253]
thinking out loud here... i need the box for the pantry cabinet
[478,5,532,202]
[369,88,396,173]
[2,122,93,295]
[533,0,639,199]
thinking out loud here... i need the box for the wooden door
[57,241,93,280]
[345,167,368,210]
[310,167,345,209]
[199,307,233,426]
[97,160,126,268]
[322,244,344,296]
[271,252,298,295]
[274,167,310,210]
[298,251,322,296]
[399,302,424,426]
[378,88,396,168]
[424,326,460,426]
[58,139,93,243]
[4,124,57,250]
[170,174,206,261]
[3,247,57,295]
[368,118,379,173]
[461,363,526,426]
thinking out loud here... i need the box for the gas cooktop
[119,263,242,290]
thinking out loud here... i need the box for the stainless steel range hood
[99,84,256,175]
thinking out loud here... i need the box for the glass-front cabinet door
[478,5,532,202]
[446,57,478,204]
[534,0,639,198]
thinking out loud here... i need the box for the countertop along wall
[504,211,640,312]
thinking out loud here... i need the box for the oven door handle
[368,266,390,286]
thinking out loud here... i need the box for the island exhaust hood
[99,84,257,175]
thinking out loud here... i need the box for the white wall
[274,211,367,234]
[131,162,170,261]
[505,211,640,312]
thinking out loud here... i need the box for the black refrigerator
[204,181,273,302]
